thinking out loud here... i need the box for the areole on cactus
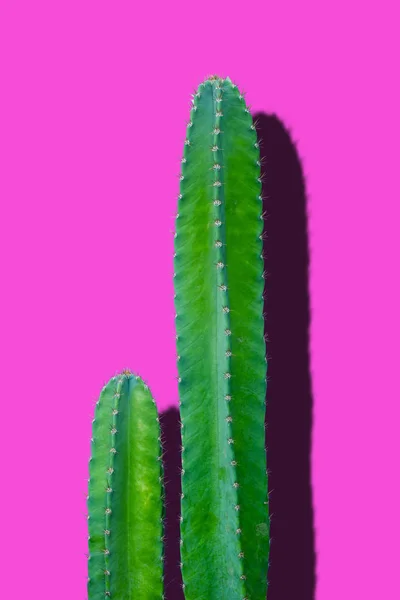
[174,74,269,600]
[87,74,269,600]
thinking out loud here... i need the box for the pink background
[1,1,399,598]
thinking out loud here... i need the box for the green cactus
[87,75,269,600]
[87,370,164,600]
[174,75,269,600]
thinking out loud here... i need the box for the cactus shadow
[254,112,316,600]
[159,113,315,600]
[159,407,185,600]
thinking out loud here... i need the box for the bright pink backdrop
[1,1,399,598]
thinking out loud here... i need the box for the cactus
[87,75,269,600]
[87,370,164,600]
[174,75,269,600]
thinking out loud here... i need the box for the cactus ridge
[87,370,164,600]
[174,75,270,600]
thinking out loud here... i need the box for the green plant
[174,75,269,600]
[86,74,269,600]
[87,370,164,600]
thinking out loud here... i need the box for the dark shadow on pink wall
[255,112,315,600]
[159,112,315,600]
[159,408,184,600]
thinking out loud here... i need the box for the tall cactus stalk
[87,370,164,600]
[174,75,269,600]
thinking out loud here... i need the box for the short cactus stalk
[87,370,164,600]
[174,75,270,600]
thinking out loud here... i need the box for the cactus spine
[87,371,164,600]
[174,75,269,600]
